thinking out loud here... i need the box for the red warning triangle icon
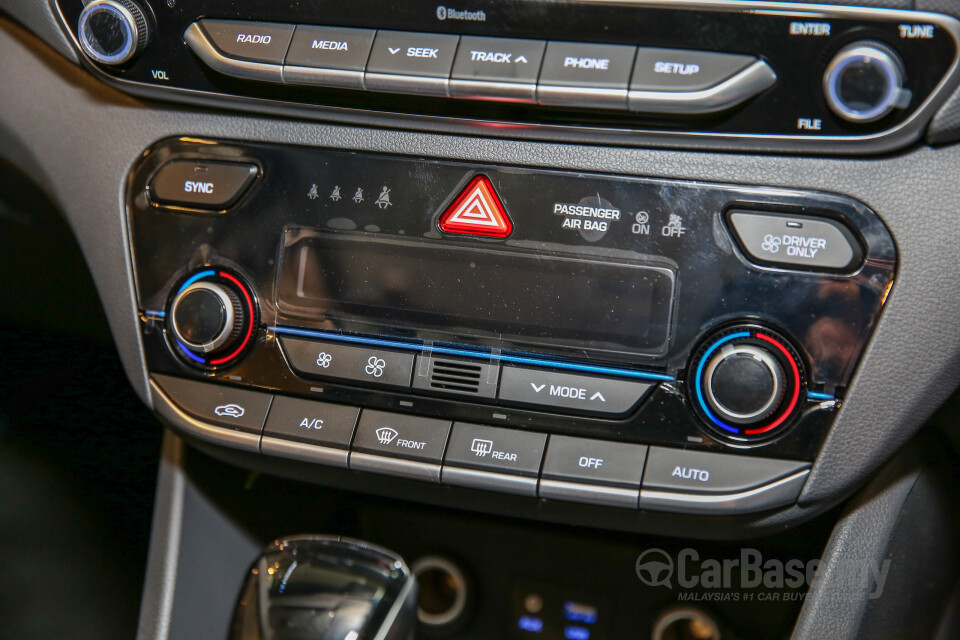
[438,175,512,238]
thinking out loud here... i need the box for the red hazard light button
[438,175,512,238]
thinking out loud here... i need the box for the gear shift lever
[229,535,418,640]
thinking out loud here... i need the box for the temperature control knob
[823,42,906,123]
[78,0,149,66]
[690,326,805,442]
[167,269,257,368]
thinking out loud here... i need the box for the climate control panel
[128,138,896,517]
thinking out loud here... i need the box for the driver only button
[153,374,272,434]
[727,210,863,272]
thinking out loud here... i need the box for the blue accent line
[143,310,165,318]
[807,391,835,401]
[694,331,751,434]
[269,326,675,382]
[177,341,207,364]
[177,269,216,294]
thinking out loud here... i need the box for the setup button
[497,366,653,415]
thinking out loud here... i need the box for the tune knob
[823,42,907,123]
[167,269,257,368]
[690,326,804,442]
[78,0,149,66]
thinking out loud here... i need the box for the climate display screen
[277,230,675,357]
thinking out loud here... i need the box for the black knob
[167,270,257,367]
[824,42,905,123]
[690,326,804,441]
[78,0,149,66]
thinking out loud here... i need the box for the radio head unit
[55,0,960,153]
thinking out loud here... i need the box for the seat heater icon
[471,438,493,457]
[376,427,398,445]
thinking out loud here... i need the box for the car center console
[130,136,895,519]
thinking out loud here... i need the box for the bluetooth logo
[761,234,782,254]
[365,356,386,378]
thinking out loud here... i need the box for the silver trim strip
[628,59,777,114]
[349,451,442,483]
[364,72,450,97]
[283,65,365,90]
[149,377,262,453]
[441,466,539,496]
[638,468,810,514]
[183,22,284,83]
[448,78,538,103]
[260,435,349,468]
[537,84,628,109]
[539,478,640,509]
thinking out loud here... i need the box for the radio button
[631,48,755,92]
[350,410,452,482]
[149,160,258,210]
[198,20,295,64]
[727,211,862,272]
[283,26,375,90]
[537,41,637,109]
[498,367,653,415]
[153,374,272,435]
[449,36,546,103]
[280,337,415,389]
[365,31,460,96]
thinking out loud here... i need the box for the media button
[365,31,460,95]
[280,337,415,389]
[283,25,376,89]
[198,20,295,64]
[537,41,637,108]
[497,366,653,415]
[350,410,452,482]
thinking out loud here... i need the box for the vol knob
[78,0,149,66]
[167,269,257,368]
[690,326,804,441]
